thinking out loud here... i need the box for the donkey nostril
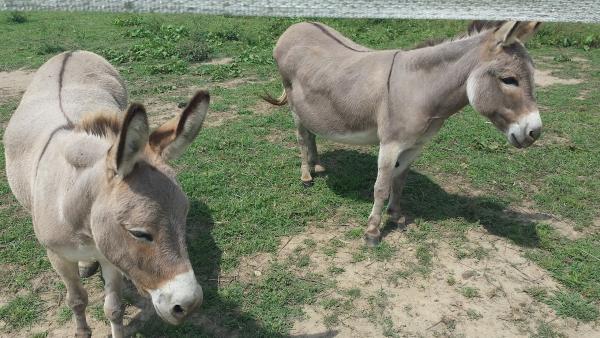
[172,304,185,317]
[528,128,541,140]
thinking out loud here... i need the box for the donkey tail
[261,89,288,106]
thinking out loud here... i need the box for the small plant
[7,11,28,24]
[345,227,363,239]
[553,54,572,63]
[113,15,143,27]
[524,286,548,302]
[531,321,566,338]
[446,275,456,286]
[323,313,339,328]
[36,42,66,55]
[295,254,310,268]
[90,304,109,324]
[415,244,432,266]
[56,306,73,324]
[466,308,482,320]
[303,238,317,249]
[351,250,366,263]
[147,60,188,75]
[328,266,345,275]
[460,286,480,299]
[345,288,361,299]
[205,63,241,81]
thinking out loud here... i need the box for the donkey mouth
[510,133,524,148]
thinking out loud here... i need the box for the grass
[460,286,480,299]
[0,293,43,330]
[0,11,599,337]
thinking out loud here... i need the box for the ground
[0,12,599,338]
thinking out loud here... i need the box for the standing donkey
[264,21,543,245]
[4,51,207,337]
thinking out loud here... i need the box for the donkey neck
[401,34,485,117]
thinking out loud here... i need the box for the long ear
[516,21,542,43]
[494,21,521,46]
[149,90,210,161]
[111,103,149,177]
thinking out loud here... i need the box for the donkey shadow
[321,149,541,247]
[125,199,288,337]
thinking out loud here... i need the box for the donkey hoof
[78,261,100,278]
[74,329,92,338]
[364,233,381,247]
[302,180,314,188]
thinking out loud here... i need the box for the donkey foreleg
[47,251,91,338]
[387,168,409,224]
[386,146,423,226]
[365,142,404,244]
[101,262,125,338]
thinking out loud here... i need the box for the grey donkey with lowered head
[264,21,543,245]
[4,51,209,337]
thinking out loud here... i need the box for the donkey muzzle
[148,270,203,325]
[506,111,542,148]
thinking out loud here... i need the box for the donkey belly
[321,129,379,145]
[287,80,381,146]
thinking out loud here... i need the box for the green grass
[0,293,43,330]
[460,286,480,299]
[0,11,599,336]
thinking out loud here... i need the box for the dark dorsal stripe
[386,51,400,120]
[58,51,74,127]
[309,22,370,53]
[387,51,400,94]
[34,52,77,184]
[34,124,73,182]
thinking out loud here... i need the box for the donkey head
[467,21,542,148]
[91,91,209,325]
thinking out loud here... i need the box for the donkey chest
[56,244,101,262]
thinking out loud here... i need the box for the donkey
[264,21,543,245]
[4,51,208,337]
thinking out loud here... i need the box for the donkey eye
[128,229,153,242]
[500,77,519,86]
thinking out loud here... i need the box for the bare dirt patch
[215,76,270,89]
[14,273,156,338]
[201,57,234,66]
[249,99,275,116]
[0,69,34,102]
[535,69,583,87]
[283,225,596,337]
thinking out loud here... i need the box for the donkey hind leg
[306,131,326,174]
[101,262,125,338]
[295,122,317,187]
[47,251,91,338]
[365,142,403,245]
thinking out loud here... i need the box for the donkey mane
[76,111,121,138]
[409,20,506,50]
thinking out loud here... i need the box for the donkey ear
[148,90,209,161]
[516,21,542,43]
[494,21,521,46]
[112,103,149,177]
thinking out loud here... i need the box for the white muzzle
[148,270,203,325]
[506,111,542,148]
